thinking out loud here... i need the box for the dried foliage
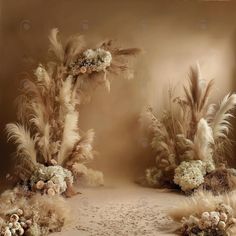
[169,190,236,235]
[199,165,236,194]
[6,28,140,184]
[140,65,236,192]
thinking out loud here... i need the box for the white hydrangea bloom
[174,160,206,192]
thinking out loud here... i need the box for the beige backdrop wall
[1,0,236,185]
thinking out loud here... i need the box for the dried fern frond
[208,93,236,140]
[6,123,37,164]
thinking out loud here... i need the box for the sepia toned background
[1,0,236,187]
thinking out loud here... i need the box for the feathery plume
[6,123,37,164]
[48,28,64,62]
[210,94,236,139]
[57,112,80,165]
[193,118,214,161]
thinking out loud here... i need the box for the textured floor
[52,183,184,236]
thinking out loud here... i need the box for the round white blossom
[174,160,206,192]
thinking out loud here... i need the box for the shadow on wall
[1,0,236,188]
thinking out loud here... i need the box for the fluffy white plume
[37,122,51,162]
[193,118,214,161]
[6,123,37,164]
[57,112,80,165]
[48,28,64,62]
[210,94,236,139]
[59,76,74,114]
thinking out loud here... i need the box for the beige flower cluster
[30,164,73,195]
[174,160,215,192]
[0,209,32,236]
[69,48,112,76]
[181,203,236,235]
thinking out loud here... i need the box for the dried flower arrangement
[139,65,236,193]
[2,28,140,235]
[169,190,236,236]
[6,28,140,193]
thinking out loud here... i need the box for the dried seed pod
[36,180,45,190]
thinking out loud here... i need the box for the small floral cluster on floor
[181,203,236,235]
[0,187,69,236]
[139,65,236,194]
[169,191,236,236]
[1,209,28,236]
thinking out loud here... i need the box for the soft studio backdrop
[1,0,236,186]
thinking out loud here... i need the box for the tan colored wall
[1,0,236,183]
